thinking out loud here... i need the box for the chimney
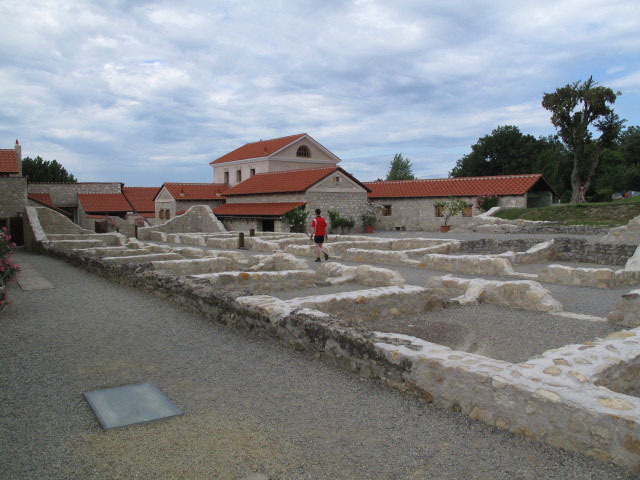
[15,139,22,176]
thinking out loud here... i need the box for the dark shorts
[314,235,325,244]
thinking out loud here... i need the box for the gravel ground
[1,251,637,479]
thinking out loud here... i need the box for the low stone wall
[37,243,640,471]
[151,257,240,275]
[460,238,543,255]
[237,285,445,322]
[421,253,517,276]
[138,205,226,239]
[552,238,636,266]
[607,290,640,328]
[191,269,317,292]
[539,265,640,289]
[427,275,563,312]
[318,262,405,287]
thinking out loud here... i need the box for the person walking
[310,209,329,262]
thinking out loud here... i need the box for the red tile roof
[123,186,160,212]
[364,174,551,198]
[0,149,19,173]
[138,212,156,218]
[27,193,72,217]
[224,167,369,196]
[78,193,132,213]
[160,183,228,201]
[210,134,307,165]
[214,202,306,216]
[28,192,53,205]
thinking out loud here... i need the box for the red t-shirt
[311,216,327,236]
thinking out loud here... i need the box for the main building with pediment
[210,133,341,187]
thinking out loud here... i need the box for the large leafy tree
[386,153,415,180]
[450,126,570,197]
[22,156,77,183]
[542,77,624,203]
[450,125,545,177]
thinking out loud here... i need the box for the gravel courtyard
[0,250,637,479]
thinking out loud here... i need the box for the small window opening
[435,205,445,217]
[382,205,392,216]
[296,145,311,158]
[462,204,473,217]
[236,170,242,183]
[250,168,256,177]
[224,171,229,184]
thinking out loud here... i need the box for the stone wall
[0,177,27,238]
[138,205,226,239]
[305,191,369,233]
[27,182,122,207]
[35,237,640,471]
[370,195,525,231]
[552,238,637,266]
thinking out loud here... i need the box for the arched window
[296,145,311,158]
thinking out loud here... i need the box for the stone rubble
[21,204,640,471]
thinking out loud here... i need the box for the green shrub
[283,207,309,233]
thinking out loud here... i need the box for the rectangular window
[224,171,229,184]
[435,205,444,217]
[463,204,473,217]
[382,205,392,216]
[250,168,256,177]
[236,170,242,183]
[334,175,341,182]
[164,209,171,219]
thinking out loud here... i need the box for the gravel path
[1,251,636,479]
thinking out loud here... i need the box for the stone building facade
[365,175,555,231]
[0,141,26,242]
[27,182,123,222]
[211,133,340,187]
[0,176,27,236]
[154,183,227,221]
[220,167,370,233]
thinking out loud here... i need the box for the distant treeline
[450,125,640,203]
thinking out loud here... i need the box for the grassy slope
[493,196,640,226]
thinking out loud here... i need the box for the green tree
[450,125,544,177]
[22,156,77,183]
[620,126,640,167]
[542,77,624,203]
[386,153,415,180]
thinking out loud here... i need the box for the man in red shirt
[310,208,329,262]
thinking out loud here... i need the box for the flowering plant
[0,227,21,311]
[133,215,146,227]
[476,192,499,212]
[104,216,118,228]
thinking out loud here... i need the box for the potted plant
[361,204,378,234]
[434,198,466,232]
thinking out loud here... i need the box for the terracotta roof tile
[123,186,160,212]
[27,193,72,217]
[0,149,19,173]
[364,174,548,198]
[210,134,306,165]
[223,167,369,196]
[214,202,306,216]
[162,183,228,200]
[78,193,132,213]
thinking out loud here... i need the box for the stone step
[101,253,183,264]
[49,239,107,250]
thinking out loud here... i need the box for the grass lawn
[493,196,640,226]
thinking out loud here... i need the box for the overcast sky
[1,0,639,186]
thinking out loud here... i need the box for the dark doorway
[261,219,275,232]
[95,221,108,233]
[9,217,24,246]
